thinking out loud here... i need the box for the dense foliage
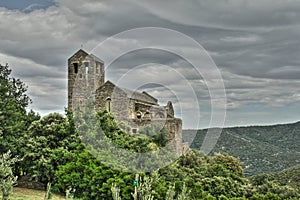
[0,64,40,176]
[186,123,300,175]
[1,64,299,199]
[22,112,81,183]
[249,167,300,199]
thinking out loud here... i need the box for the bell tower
[67,49,105,111]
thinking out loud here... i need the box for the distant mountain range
[183,121,300,176]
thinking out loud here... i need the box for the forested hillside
[183,122,300,176]
[1,64,300,199]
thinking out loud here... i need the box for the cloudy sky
[1,0,300,129]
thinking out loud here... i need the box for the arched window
[136,111,142,119]
[84,62,89,74]
[106,97,111,112]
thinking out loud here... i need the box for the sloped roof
[98,81,158,105]
[68,49,89,61]
[68,49,104,63]
[90,54,104,64]
[121,87,158,105]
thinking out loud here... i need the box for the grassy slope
[183,121,300,176]
[6,187,65,200]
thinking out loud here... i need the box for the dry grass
[9,187,65,200]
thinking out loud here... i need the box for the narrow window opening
[84,62,89,74]
[96,62,99,73]
[106,97,111,112]
[73,63,78,74]
[100,63,103,74]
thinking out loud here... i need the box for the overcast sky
[1,0,300,129]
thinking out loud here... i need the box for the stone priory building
[67,49,188,155]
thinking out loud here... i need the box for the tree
[0,64,31,154]
[23,112,80,183]
[211,153,244,177]
[0,151,21,200]
[249,173,300,199]
[0,63,39,177]
[155,151,249,199]
[55,149,135,199]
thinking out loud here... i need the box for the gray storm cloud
[0,0,300,128]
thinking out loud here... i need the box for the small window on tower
[84,62,89,74]
[73,63,78,74]
[100,63,103,73]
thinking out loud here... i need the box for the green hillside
[183,122,300,176]
[250,166,300,189]
[1,63,299,199]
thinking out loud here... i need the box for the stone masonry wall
[95,82,130,121]
[68,50,104,111]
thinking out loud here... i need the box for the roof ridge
[142,91,158,102]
